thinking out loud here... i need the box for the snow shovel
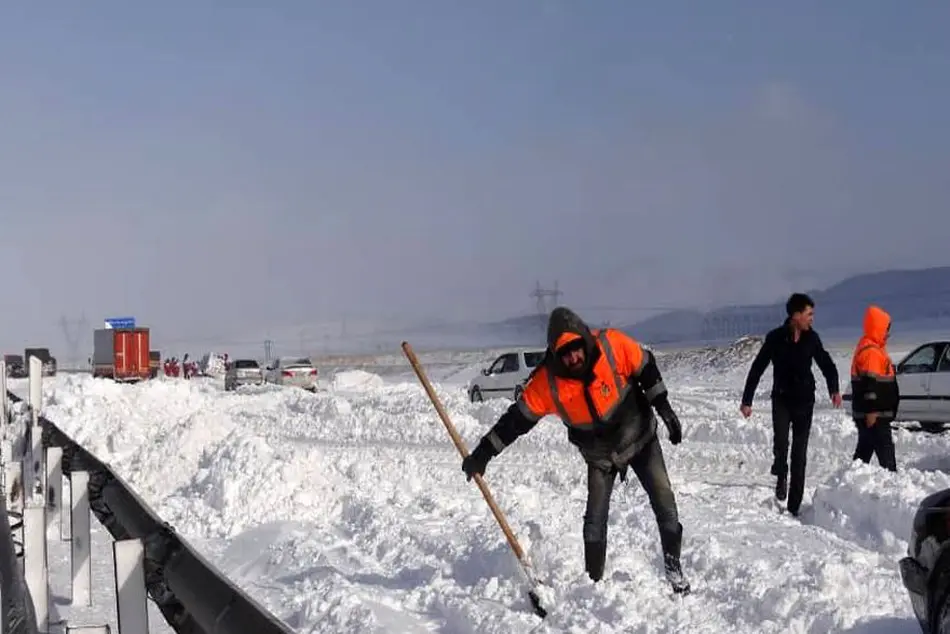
[401,341,550,619]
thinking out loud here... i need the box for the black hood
[545,306,600,378]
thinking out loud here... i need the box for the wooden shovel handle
[401,341,526,561]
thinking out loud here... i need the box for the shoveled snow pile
[808,462,950,555]
[658,336,766,376]
[332,370,385,391]
[16,354,949,632]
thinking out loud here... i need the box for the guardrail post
[23,503,49,633]
[62,477,72,541]
[0,359,7,427]
[71,471,91,607]
[8,415,25,465]
[113,539,149,634]
[29,424,45,502]
[5,459,23,562]
[45,446,62,539]
[28,356,42,428]
[3,460,22,510]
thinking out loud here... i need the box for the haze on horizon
[1,2,948,357]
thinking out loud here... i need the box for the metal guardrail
[6,390,296,634]
[0,463,38,634]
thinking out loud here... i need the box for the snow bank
[24,350,950,633]
[659,335,765,376]
[808,461,950,556]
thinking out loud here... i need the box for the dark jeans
[853,418,897,471]
[771,398,814,514]
[582,435,682,579]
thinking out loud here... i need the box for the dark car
[24,347,56,377]
[900,488,950,633]
[3,354,26,378]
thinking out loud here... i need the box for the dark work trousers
[853,418,897,471]
[582,435,682,581]
[771,397,814,514]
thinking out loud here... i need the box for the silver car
[224,358,264,391]
[265,357,318,392]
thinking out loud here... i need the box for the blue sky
[1,2,948,355]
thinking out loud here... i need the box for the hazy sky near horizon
[2,2,949,354]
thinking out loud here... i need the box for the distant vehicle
[224,358,264,391]
[265,357,318,392]
[844,339,950,432]
[24,348,56,377]
[468,349,546,403]
[92,328,151,382]
[198,352,229,377]
[149,350,161,379]
[3,354,26,378]
[900,487,950,633]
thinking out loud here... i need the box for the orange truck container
[92,327,152,381]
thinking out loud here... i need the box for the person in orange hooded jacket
[850,305,899,471]
[461,307,689,594]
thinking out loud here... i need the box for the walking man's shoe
[775,473,788,501]
[664,555,691,595]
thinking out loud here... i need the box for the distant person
[461,307,690,594]
[740,292,841,516]
[849,305,898,471]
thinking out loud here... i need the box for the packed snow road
[11,345,950,633]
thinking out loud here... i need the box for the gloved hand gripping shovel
[402,341,550,619]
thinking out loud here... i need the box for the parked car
[468,349,546,403]
[3,354,26,378]
[265,357,318,392]
[843,339,950,432]
[24,347,56,376]
[224,358,265,391]
[900,487,950,633]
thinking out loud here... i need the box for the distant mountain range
[283,265,950,355]
[484,266,950,347]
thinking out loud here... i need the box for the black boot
[584,541,606,582]
[775,473,788,502]
[664,554,691,595]
[659,522,691,595]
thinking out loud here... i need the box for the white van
[468,349,546,402]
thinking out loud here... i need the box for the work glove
[462,438,497,481]
[657,405,683,445]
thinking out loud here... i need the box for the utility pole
[264,339,273,364]
[530,281,563,342]
[60,313,88,369]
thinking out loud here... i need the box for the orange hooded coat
[850,305,899,422]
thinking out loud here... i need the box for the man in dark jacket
[740,292,841,515]
[461,307,690,594]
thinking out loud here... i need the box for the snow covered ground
[9,338,950,633]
